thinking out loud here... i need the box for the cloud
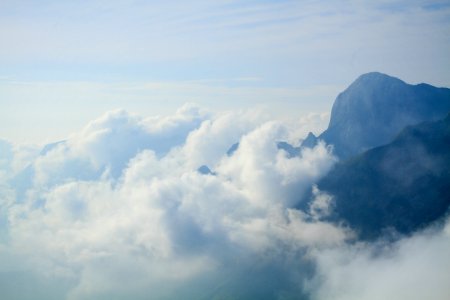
[0,139,36,178]
[2,0,449,66]
[30,103,208,187]
[1,104,447,299]
[0,140,13,172]
[2,0,450,99]
[0,105,350,299]
[308,219,450,300]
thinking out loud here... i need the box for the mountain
[306,72,450,159]
[197,165,215,175]
[300,132,318,149]
[226,143,239,156]
[311,113,450,239]
[276,141,300,158]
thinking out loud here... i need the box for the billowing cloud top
[0,105,449,300]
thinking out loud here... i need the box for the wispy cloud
[1,0,449,70]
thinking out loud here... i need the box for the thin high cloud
[1,0,449,70]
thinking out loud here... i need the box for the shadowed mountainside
[313,113,450,239]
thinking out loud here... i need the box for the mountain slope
[314,114,450,239]
[312,72,450,159]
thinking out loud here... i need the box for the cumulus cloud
[0,140,39,178]
[0,104,446,299]
[32,103,208,185]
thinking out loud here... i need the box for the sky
[1,0,450,143]
[1,1,450,299]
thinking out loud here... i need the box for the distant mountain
[300,132,318,149]
[226,143,239,156]
[305,72,450,159]
[197,165,215,175]
[312,113,450,239]
[276,141,300,158]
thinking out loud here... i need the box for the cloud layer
[0,105,449,299]
[309,221,450,300]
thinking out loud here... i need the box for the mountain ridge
[303,72,450,159]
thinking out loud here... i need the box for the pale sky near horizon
[1,0,450,144]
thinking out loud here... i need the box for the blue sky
[1,0,450,143]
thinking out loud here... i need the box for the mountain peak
[300,132,318,149]
[344,72,407,98]
[356,71,403,82]
[318,72,450,159]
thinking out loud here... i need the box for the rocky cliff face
[317,72,450,159]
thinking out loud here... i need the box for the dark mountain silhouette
[303,72,450,159]
[312,114,450,239]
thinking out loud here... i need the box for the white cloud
[308,185,335,221]
[1,104,446,299]
[30,104,208,187]
[216,123,336,208]
[182,108,265,169]
[308,219,450,300]
[0,105,348,299]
